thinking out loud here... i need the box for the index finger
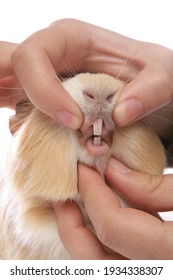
[78,164,173,259]
[53,201,125,260]
[0,41,16,78]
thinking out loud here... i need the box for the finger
[53,201,125,260]
[11,28,83,129]
[78,164,173,259]
[10,19,137,129]
[113,67,173,126]
[0,41,17,78]
[105,157,173,212]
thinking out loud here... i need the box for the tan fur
[0,73,166,259]
[113,121,165,175]
[12,109,78,201]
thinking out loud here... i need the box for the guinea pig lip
[77,128,113,148]
[86,137,110,155]
[89,135,109,146]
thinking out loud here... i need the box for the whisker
[115,38,133,81]
[61,60,77,78]
[10,118,23,128]
[123,77,132,84]
[57,74,64,82]
[9,117,27,133]
[0,92,26,101]
[147,113,173,125]
[0,86,23,90]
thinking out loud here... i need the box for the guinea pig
[0,73,166,259]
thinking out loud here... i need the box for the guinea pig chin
[78,117,114,156]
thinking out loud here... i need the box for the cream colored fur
[0,73,166,259]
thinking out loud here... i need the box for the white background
[0,0,173,48]
[0,0,173,220]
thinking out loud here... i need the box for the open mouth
[78,118,114,156]
[85,118,111,155]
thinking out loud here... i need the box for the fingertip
[105,158,173,212]
[105,158,143,204]
[78,164,105,192]
[56,109,83,130]
[113,98,143,126]
[12,42,83,130]
[53,200,80,219]
[106,157,132,174]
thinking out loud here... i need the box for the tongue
[93,136,101,146]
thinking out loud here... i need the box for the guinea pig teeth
[93,118,103,137]
[93,136,101,146]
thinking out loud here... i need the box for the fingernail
[56,111,81,129]
[115,98,142,126]
[108,158,131,174]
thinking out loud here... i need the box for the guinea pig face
[62,73,125,156]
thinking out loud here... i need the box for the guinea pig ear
[11,109,79,201]
[9,95,34,135]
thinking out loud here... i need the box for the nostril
[83,91,95,100]
[106,93,114,102]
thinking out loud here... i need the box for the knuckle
[11,42,30,67]
[148,174,164,194]
[143,174,166,210]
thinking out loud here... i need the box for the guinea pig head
[63,73,124,157]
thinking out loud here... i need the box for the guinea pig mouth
[86,136,110,155]
[85,119,112,155]
[78,118,114,155]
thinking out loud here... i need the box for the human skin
[11,18,173,129]
[54,160,173,260]
[0,41,25,109]
[0,41,16,79]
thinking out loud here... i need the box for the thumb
[11,44,83,130]
[105,157,173,212]
[113,68,173,126]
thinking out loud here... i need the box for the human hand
[12,18,132,129]
[11,18,173,129]
[54,158,173,260]
[113,42,173,127]
[0,41,16,79]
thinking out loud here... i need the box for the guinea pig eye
[83,91,95,100]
